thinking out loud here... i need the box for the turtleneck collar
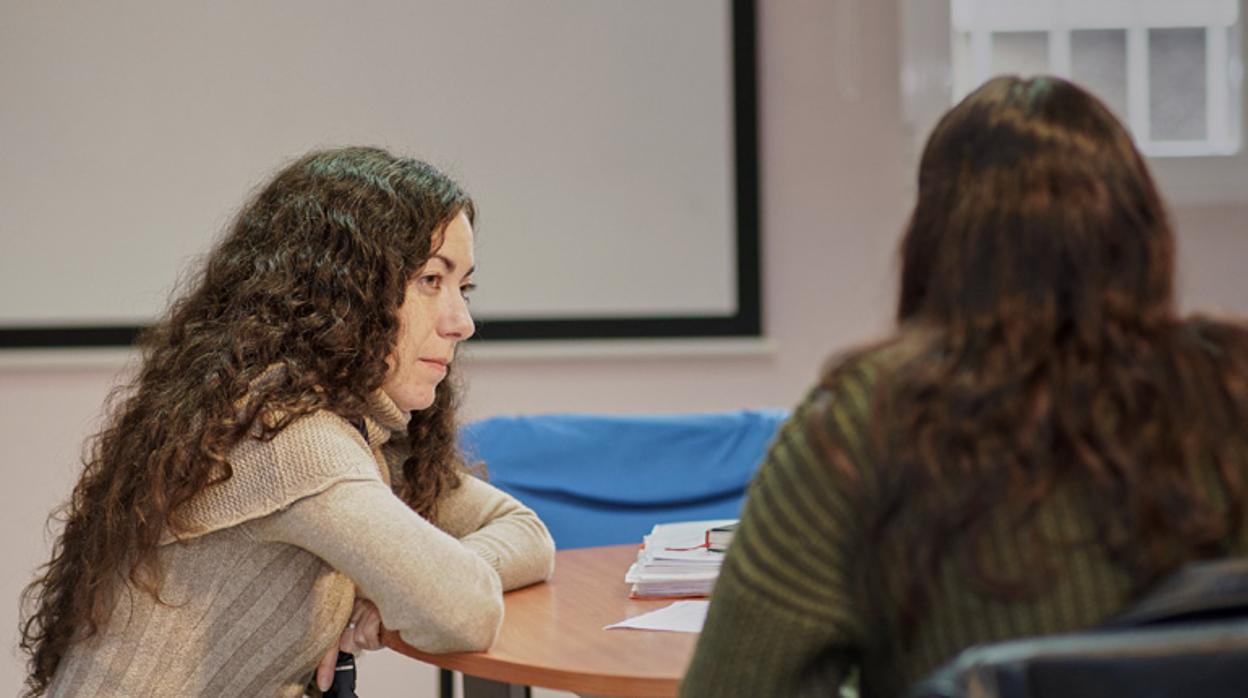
[362,389,411,447]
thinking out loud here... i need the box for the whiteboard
[0,0,759,346]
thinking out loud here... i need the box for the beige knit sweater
[47,390,556,697]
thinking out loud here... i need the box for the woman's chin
[388,387,436,413]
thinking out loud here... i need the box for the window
[951,0,1243,157]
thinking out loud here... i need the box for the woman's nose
[441,293,475,341]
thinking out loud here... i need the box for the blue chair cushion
[459,410,788,549]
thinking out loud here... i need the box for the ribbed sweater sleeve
[679,360,877,697]
[244,478,505,654]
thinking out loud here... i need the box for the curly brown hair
[822,77,1248,637]
[19,146,475,695]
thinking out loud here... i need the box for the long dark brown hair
[824,77,1248,636]
[20,146,475,695]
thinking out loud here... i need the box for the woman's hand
[316,598,385,690]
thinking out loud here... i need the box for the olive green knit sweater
[681,352,1245,698]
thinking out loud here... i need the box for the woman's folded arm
[435,474,557,591]
[245,478,504,654]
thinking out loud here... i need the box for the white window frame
[951,0,1243,157]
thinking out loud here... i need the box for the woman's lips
[419,358,448,372]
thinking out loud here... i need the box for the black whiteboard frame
[0,0,759,349]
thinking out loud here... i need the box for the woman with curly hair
[681,76,1248,697]
[20,147,555,696]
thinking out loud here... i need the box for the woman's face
[381,211,476,412]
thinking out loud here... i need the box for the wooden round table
[384,545,698,697]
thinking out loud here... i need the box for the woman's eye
[419,274,442,290]
[460,283,477,302]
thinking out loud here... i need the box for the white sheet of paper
[604,600,710,633]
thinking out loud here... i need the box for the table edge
[384,630,681,697]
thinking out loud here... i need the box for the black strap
[322,652,358,698]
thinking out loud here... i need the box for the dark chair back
[909,559,1248,698]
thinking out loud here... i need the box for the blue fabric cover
[459,410,789,549]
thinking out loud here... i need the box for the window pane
[1149,27,1207,141]
[1071,29,1128,124]
[991,31,1049,77]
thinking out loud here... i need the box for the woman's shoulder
[810,333,922,405]
[774,340,897,465]
[245,408,381,475]
[778,333,934,482]
[168,409,383,542]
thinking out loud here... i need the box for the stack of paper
[624,519,736,598]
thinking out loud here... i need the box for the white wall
[1,1,1244,695]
